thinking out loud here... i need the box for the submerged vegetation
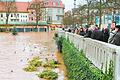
[23,56,42,72]
[24,56,59,80]
[42,60,59,68]
[37,69,58,80]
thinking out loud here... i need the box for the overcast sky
[16,0,86,11]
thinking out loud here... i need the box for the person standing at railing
[91,27,103,41]
[108,25,120,46]
[84,25,93,38]
[102,28,110,42]
[79,27,85,36]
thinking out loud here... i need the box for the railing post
[113,52,116,80]
[114,49,120,80]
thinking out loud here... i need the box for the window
[48,9,52,14]
[52,2,55,6]
[14,14,16,17]
[11,19,13,22]
[48,16,51,21]
[17,14,19,17]
[49,9,52,12]
[58,2,60,6]
[31,4,35,8]
[1,14,3,17]
[58,9,60,13]
[62,9,64,14]
[57,16,60,20]
[11,14,13,17]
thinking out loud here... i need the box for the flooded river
[0,32,67,80]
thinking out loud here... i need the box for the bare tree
[63,11,73,26]
[85,0,97,25]
[77,0,120,28]
[0,0,17,25]
[28,0,45,28]
[77,5,87,26]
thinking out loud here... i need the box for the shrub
[12,27,18,35]
[37,69,58,80]
[23,56,42,72]
[28,56,42,67]
[42,60,58,68]
[54,33,58,38]
[23,65,37,72]
[60,38,114,80]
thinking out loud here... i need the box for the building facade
[0,0,64,31]
[28,0,64,27]
[0,2,29,25]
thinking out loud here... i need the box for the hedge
[56,36,113,80]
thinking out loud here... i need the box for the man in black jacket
[110,25,120,46]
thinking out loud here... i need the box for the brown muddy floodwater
[0,32,67,80]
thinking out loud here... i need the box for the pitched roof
[16,2,29,12]
[0,2,29,12]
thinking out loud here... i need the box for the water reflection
[0,32,67,80]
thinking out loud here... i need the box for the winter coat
[108,30,117,43]
[102,28,110,42]
[110,31,120,46]
[84,30,93,38]
[91,30,103,41]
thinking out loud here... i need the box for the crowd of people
[64,25,120,46]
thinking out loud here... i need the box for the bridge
[57,29,120,80]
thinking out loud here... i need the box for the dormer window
[52,2,55,6]
[58,2,60,6]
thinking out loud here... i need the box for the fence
[57,30,120,80]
